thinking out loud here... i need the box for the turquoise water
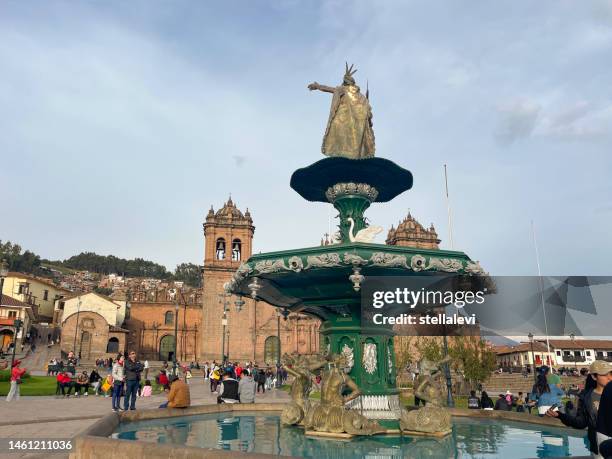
[112,412,590,458]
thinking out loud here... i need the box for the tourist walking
[111,355,125,411]
[143,359,149,380]
[124,351,144,411]
[256,368,266,394]
[5,360,26,402]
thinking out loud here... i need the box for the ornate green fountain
[225,64,486,432]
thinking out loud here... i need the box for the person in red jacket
[57,371,74,397]
[6,360,26,402]
[158,370,169,391]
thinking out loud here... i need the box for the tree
[449,337,496,389]
[173,263,202,287]
[0,240,42,274]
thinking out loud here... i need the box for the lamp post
[218,293,231,364]
[528,333,537,383]
[10,319,23,369]
[173,301,179,377]
[570,333,577,373]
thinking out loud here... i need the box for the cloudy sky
[1,1,611,275]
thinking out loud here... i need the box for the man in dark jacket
[123,351,144,411]
[494,394,511,411]
[547,360,612,456]
[217,372,240,404]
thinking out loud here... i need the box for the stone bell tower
[201,197,255,361]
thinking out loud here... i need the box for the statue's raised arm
[307,82,335,93]
[308,63,375,159]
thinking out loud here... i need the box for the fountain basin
[71,405,590,459]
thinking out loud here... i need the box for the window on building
[8,310,17,319]
[586,351,591,356]
[232,239,241,261]
[165,311,174,325]
[556,350,561,356]
[106,337,119,353]
[597,351,604,358]
[564,350,571,356]
[43,290,49,301]
[216,238,226,260]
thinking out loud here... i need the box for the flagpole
[444,164,454,250]
[531,220,551,363]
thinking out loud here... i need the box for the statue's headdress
[343,62,357,85]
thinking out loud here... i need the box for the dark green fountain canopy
[290,157,413,203]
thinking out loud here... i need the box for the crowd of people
[466,360,612,457]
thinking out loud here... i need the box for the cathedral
[200,198,320,363]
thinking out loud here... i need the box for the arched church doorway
[264,336,280,365]
[79,331,91,360]
[159,335,175,361]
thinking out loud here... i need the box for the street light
[570,332,577,373]
[10,319,23,369]
[528,333,537,383]
[173,301,179,377]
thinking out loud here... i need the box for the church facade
[200,198,320,364]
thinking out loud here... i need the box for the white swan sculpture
[347,217,383,243]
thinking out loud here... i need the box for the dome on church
[204,197,254,227]
[386,212,440,249]
[215,197,246,220]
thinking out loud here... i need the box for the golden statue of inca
[308,63,375,159]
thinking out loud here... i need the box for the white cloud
[494,99,541,145]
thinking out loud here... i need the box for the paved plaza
[1,378,289,459]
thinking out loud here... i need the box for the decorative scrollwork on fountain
[370,252,409,269]
[363,342,377,375]
[410,254,426,272]
[341,344,354,372]
[287,256,304,272]
[426,257,463,273]
[324,182,379,203]
[255,259,288,274]
[305,253,342,269]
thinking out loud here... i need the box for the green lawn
[0,375,58,396]
[0,375,169,396]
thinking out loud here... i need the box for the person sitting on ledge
[494,393,511,411]
[217,372,240,404]
[467,390,481,409]
[159,376,190,409]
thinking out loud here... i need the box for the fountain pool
[111,412,590,458]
